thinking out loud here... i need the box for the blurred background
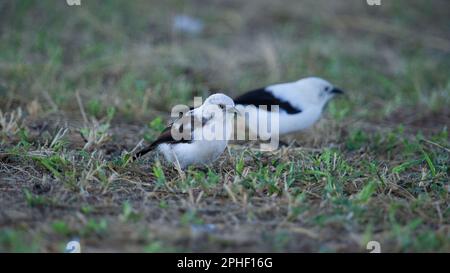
[1,0,449,122]
[0,0,449,252]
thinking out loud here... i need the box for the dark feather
[234,88,302,114]
[133,125,189,160]
[133,113,211,160]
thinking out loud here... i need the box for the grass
[0,0,449,252]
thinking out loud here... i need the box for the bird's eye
[218,104,225,110]
[324,86,331,92]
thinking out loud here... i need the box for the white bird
[233,77,344,140]
[134,93,238,169]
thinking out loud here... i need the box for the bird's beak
[331,87,345,95]
[227,106,241,115]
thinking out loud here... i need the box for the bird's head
[292,77,344,109]
[203,93,239,117]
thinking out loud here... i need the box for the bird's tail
[132,144,156,161]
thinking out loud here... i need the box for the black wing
[234,87,302,114]
[132,125,190,160]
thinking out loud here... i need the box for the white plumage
[234,77,344,140]
[135,93,237,169]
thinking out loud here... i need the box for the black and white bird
[234,77,344,139]
[134,93,238,169]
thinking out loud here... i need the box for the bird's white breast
[235,105,323,138]
[158,115,233,169]
[278,106,323,134]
